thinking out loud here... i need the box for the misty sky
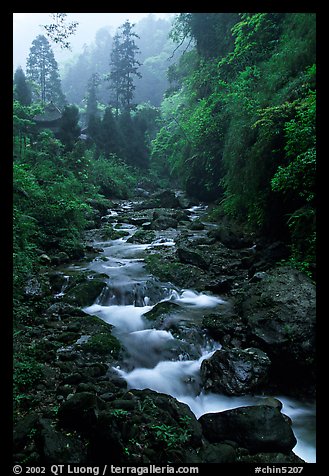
[13,12,174,71]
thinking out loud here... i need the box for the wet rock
[89,389,203,464]
[189,220,205,231]
[50,251,70,265]
[57,392,106,433]
[134,187,151,197]
[151,213,178,230]
[61,372,85,385]
[200,442,237,463]
[248,241,290,278]
[249,271,269,282]
[81,333,121,358]
[176,246,209,270]
[257,397,283,410]
[99,224,129,240]
[143,301,183,327]
[207,226,252,249]
[63,278,107,307]
[199,405,297,453]
[39,418,86,463]
[202,307,247,345]
[152,190,181,209]
[40,254,51,264]
[13,413,39,451]
[141,221,152,230]
[73,314,115,335]
[79,363,109,379]
[44,302,86,319]
[56,331,80,344]
[47,271,69,294]
[144,252,208,290]
[99,280,167,307]
[56,347,81,362]
[76,382,98,393]
[200,347,271,395]
[127,229,156,244]
[205,277,234,294]
[237,266,316,392]
[56,384,75,398]
[130,216,151,226]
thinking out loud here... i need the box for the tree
[100,107,122,157]
[13,67,32,106]
[57,105,81,151]
[61,26,113,106]
[26,35,66,107]
[170,13,239,59]
[108,32,122,116]
[85,73,101,123]
[43,13,78,50]
[108,21,142,113]
[118,110,148,168]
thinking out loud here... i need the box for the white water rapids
[82,209,316,463]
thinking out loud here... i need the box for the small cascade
[54,275,70,298]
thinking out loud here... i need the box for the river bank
[13,189,316,464]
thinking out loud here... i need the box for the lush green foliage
[12,100,141,305]
[151,13,316,275]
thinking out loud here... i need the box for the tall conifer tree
[108,21,142,113]
[26,34,66,107]
[13,67,32,106]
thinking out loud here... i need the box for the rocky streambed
[13,189,316,465]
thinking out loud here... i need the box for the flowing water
[79,201,316,463]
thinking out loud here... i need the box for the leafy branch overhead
[43,13,79,50]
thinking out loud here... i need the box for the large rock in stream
[199,405,297,454]
[236,266,316,392]
[57,389,203,464]
[200,347,271,395]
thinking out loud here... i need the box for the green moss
[143,301,181,321]
[13,356,44,391]
[63,279,106,307]
[127,229,156,244]
[145,253,201,286]
[83,332,121,357]
[100,225,130,240]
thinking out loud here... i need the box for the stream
[70,200,315,463]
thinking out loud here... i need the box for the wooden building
[33,102,62,135]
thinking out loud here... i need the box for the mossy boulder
[189,220,205,231]
[90,389,203,464]
[63,279,107,307]
[127,229,156,244]
[82,333,121,358]
[143,301,182,323]
[100,224,129,240]
[145,253,208,289]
